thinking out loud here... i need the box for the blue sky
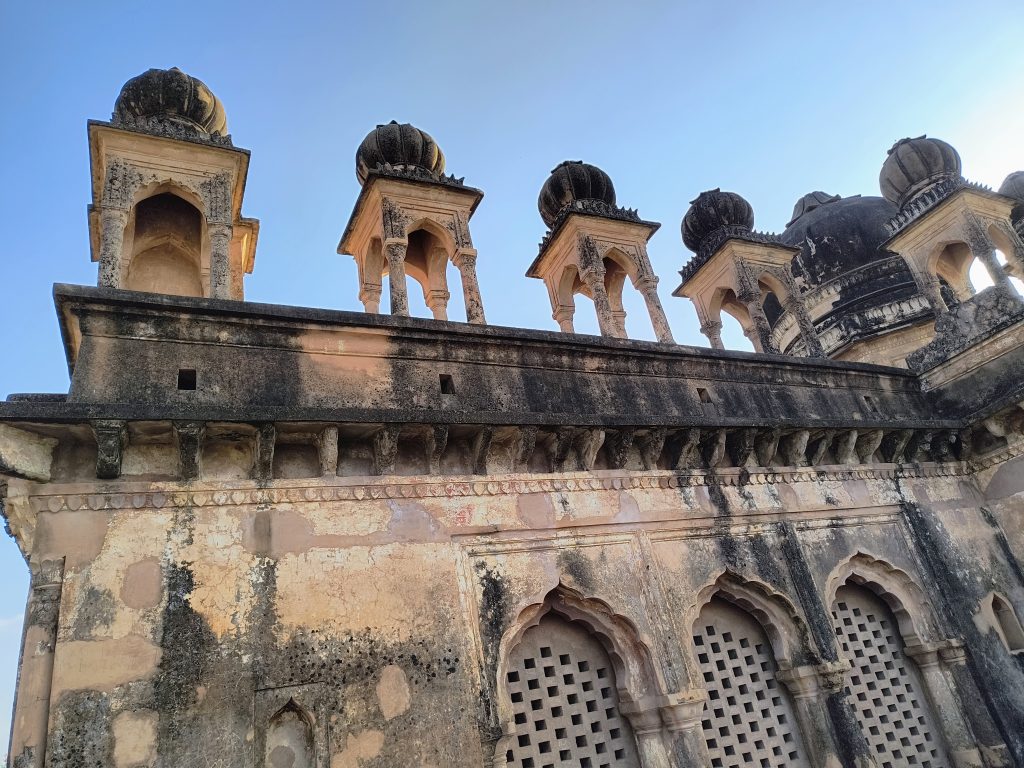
[1,0,1023,753]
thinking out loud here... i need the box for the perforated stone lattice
[832,585,948,768]
[505,615,640,768]
[694,599,809,768]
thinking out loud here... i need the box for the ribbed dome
[879,136,961,208]
[355,121,445,186]
[113,67,227,136]
[787,191,841,227]
[781,195,901,285]
[1000,171,1024,231]
[538,161,616,228]
[681,189,754,253]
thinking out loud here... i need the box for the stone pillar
[553,305,575,333]
[581,268,620,338]
[612,309,628,338]
[385,239,409,316]
[208,222,233,299]
[426,289,450,321]
[777,663,857,768]
[98,208,129,288]
[359,282,382,314]
[660,694,712,768]
[454,249,486,324]
[9,557,64,768]
[995,221,1024,280]
[969,237,1014,295]
[635,278,675,344]
[907,261,948,315]
[905,641,982,767]
[784,295,825,357]
[738,289,778,353]
[700,320,725,350]
[620,702,672,768]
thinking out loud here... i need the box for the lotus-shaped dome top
[538,161,616,228]
[113,67,227,136]
[355,121,445,186]
[681,189,754,253]
[879,136,961,208]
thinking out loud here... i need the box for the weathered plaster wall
[12,459,1024,767]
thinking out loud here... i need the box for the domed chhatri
[355,121,445,186]
[787,191,841,227]
[538,161,616,228]
[113,67,227,136]
[1000,171,1024,231]
[879,135,961,208]
[681,189,754,253]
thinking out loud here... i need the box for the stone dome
[355,121,445,186]
[1000,171,1024,231]
[681,189,754,253]
[113,67,227,136]
[787,191,841,227]
[781,194,901,285]
[538,161,616,228]
[879,136,961,208]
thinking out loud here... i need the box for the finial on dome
[113,67,227,138]
[681,189,754,253]
[787,191,841,227]
[355,121,445,186]
[537,161,616,228]
[879,135,961,208]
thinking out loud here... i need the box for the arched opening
[125,192,203,296]
[264,699,314,768]
[603,255,630,338]
[934,241,975,302]
[990,594,1024,652]
[831,581,949,767]
[692,596,810,767]
[503,612,642,768]
[713,288,756,352]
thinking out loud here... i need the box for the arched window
[990,594,1024,652]
[504,614,641,768]
[264,699,314,768]
[693,597,809,768]
[832,584,949,767]
[126,192,203,296]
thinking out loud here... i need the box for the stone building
[2,66,1024,768]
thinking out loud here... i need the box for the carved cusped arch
[689,570,814,668]
[825,551,938,646]
[495,582,664,720]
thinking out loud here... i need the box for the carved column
[904,641,982,767]
[580,268,620,338]
[454,249,486,324]
[426,289,450,321]
[208,222,233,299]
[737,288,777,354]
[553,305,576,333]
[385,239,409,316]
[700,320,724,350]
[635,277,675,344]
[784,294,825,357]
[660,695,712,768]
[98,208,129,288]
[359,282,382,314]
[777,663,858,768]
[619,702,672,768]
[995,221,1024,280]
[9,557,64,768]
[906,260,948,315]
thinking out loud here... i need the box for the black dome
[538,161,616,228]
[1000,171,1024,232]
[113,67,227,136]
[782,195,901,285]
[879,136,961,208]
[356,121,445,186]
[681,189,754,253]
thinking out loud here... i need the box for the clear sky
[1,0,1023,755]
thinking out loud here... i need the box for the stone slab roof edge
[51,283,915,378]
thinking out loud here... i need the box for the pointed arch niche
[264,698,315,768]
[495,584,674,768]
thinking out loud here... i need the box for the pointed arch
[689,569,813,668]
[496,582,664,707]
[824,551,937,646]
[265,697,315,768]
[977,591,1024,653]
